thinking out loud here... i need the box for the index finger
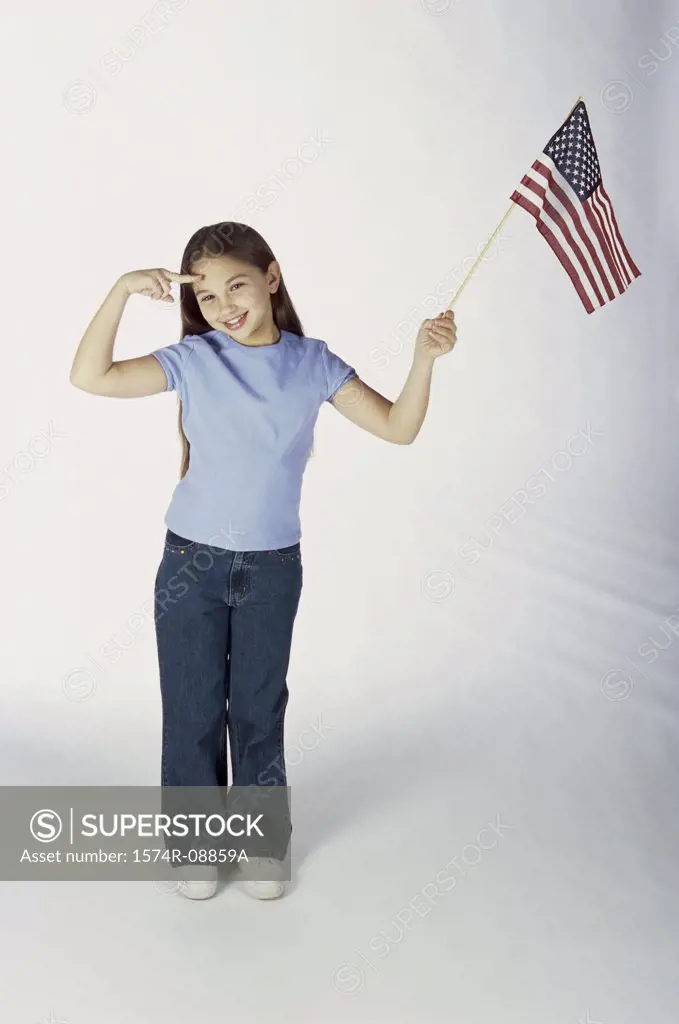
[165,271,204,282]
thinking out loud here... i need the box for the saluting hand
[120,268,203,304]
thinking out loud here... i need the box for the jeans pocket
[268,542,301,563]
[164,529,199,553]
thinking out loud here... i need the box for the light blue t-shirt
[151,329,357,551]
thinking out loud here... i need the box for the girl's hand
[415,309,457,360]
[120,268,203,304]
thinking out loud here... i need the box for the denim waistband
[164,528,300,556]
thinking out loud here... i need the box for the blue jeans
[153,529,302,858]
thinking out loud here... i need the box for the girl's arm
[70,277,135,391]
[330,310,457,444]
[70,268,201,397]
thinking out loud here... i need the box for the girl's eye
[200,295,213,303]
[231,282,244,291]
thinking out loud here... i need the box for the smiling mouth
[222,312,248,329]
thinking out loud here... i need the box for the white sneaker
[242,857,286,900]
[180,876,218,900]
[175,861,219,901]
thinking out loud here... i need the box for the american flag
[510,100,640,313]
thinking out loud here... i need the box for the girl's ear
[267,260,282,292]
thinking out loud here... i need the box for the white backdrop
[2,0,678,1020]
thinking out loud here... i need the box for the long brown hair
[174,222,304,479]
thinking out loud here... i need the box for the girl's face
[190,254,280,342]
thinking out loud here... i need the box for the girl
[70,222,457,902]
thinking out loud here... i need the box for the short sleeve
[319,340,357,402]
[150,337,196,393]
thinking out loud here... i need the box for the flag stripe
[593,187,630,284]
[532,160,614,303]
[527,160,613,302]
[591,189,629,286]
[514,176,600,310]
[531,158,622,300]
[516,159,614,307]
[511,180,596,312]
[581,201,626,294]
[510,188,542,220]
[599,184,641,281]
[520,172,606,305]
[534,220,596,313]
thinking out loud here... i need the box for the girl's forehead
[192,257,251,279]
